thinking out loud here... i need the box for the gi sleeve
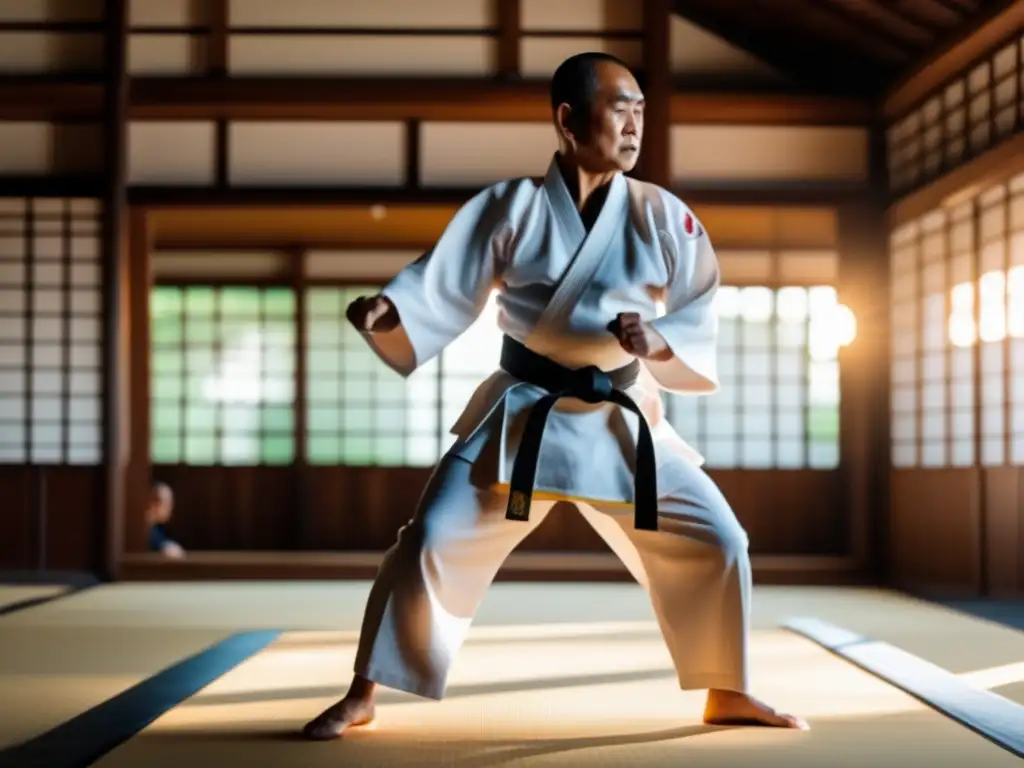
[364,182,519,377]
[644,193,721,395]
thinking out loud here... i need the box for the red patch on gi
[683,213,694,234]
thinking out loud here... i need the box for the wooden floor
[1,582,1024,766]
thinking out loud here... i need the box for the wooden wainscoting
[984,467,1024,596]
[147,465,849,557]
[889,467,1024,598]
[0,466,105,572]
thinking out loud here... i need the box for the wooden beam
[0,176,105,197]
[0,79,103,120]
[883,0,1023,120]
[667,92,872,125]
[116,550,871,585]
[791,0,923,58]
[127,77,872,124]
[131,181,868,212]
[142,200,841,252]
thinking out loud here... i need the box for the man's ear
[555,103,575,142]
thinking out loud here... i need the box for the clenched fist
[346,294,400,334]
[610,312,672,361]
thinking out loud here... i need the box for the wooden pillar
[640,0,671,187]
[835,122,891,578]
[123,209,153,556]
[102,0,129,578]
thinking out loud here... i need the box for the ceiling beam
[924,0,974,18]
[127,77,872,124]
[824,0,938,46]
[790,0,924,57]
[672,0,885,96]
[0,79,104,119]
[884,0,1022,118]
[129,181,870,211]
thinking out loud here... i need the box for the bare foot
[703,689,808,730]
[302,697,377,741]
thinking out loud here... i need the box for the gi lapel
[532,158,628,336]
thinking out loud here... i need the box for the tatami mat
[0,585,67,612]
[0,585,232,750]
[4,583,1024,765]
[93,626,1020,767]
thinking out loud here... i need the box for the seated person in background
[146,482,185,559]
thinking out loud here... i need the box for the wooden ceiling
[673,0,1018,96]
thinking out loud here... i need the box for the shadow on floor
[940,600,1024,632]
[186,666,678,708]
[130,722,722,767]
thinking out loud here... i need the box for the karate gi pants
[353,453,751,700]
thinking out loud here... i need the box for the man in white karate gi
[303,52,807,739]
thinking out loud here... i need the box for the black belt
[499,335,658,531]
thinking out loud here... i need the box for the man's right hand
[346,294,400,333]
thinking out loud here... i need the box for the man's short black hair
[549,52,632,137]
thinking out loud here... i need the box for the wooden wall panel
[519,0,641,31]
[0,466,32,568]
[0,0,105,76]
[305,250,420,281]
[128,34,206,76]
[419,122,556,187]
[226,0,497,77]
[0,122,104,176]
[127,121,216,185]
[670,125,870,185]
[889,469,982,595]
[230,36,496,77]
[148,465,844,556]
[228,0,494,28]
[520,38,642,78]
[129,0,208,26]
[228,122,406,186]
[984,466,1024,596]
[153,250,289,280]
[0,33,104,74]
[128,0,210,75]
[0,466,104,571]
[150,466,302,550]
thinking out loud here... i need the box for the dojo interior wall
[0,0,111,573]
[0,0,891,584]
[130,203,877,575]
[883,16,1024,597]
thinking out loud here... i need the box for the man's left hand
[611,312,673,361]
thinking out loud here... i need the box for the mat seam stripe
[0,629,281,768]
[783,616,1024,759]
[0,582,99,620]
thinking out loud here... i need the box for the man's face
[576,62,645,172]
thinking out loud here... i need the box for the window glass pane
[665,284,842,469]
[150,284,297,466]
[302,288,502,467]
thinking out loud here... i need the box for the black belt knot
[566,365,613,403]
[499,335,658,531]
